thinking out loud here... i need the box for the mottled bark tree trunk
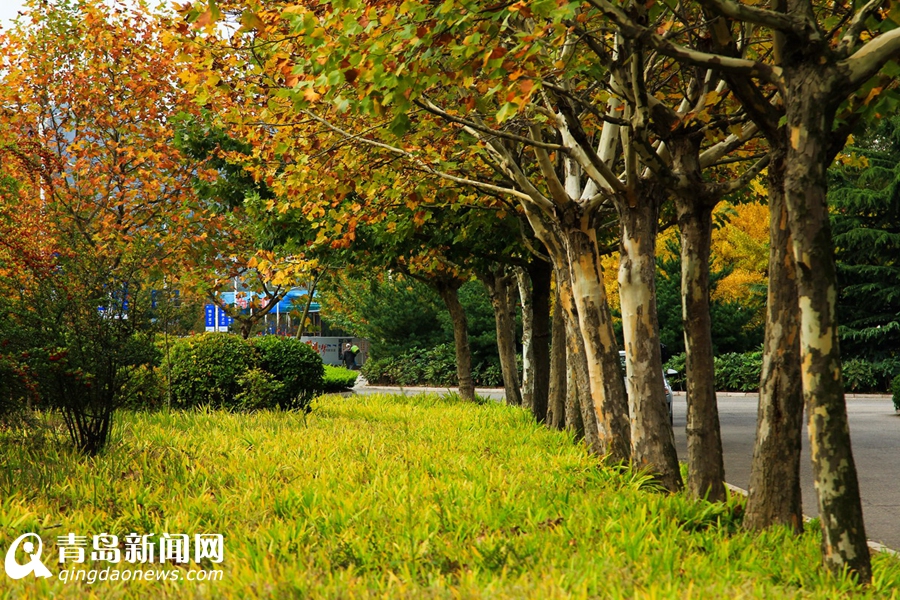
[675,193,726,502]
[782,78,869,580]
[435,280,475,402]
[745,152,804,532]
[527,259,552,423]
[480,267,522,406]
[563,220,631,464]
[520,206,601,451]
[618,192,683,492]
[547,283,567,430]
[564,353,583,438]
[563,308,588,442]
[516,266,535,411]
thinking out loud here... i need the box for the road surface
[673,393,900,551]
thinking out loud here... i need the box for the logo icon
[5,533,53,580]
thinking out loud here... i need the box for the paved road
[672,393,900,551]
[354,384,899,549]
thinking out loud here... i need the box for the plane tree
[593,0,900,581]
[176,0,780,494]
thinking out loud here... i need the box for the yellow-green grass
[1,394,898,599]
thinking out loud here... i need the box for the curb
[353,384,505,395]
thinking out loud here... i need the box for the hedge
[664,351,900,393]
[323,365,359,393]
[361,343,503,387]
[165,333,323,410]
[251,335,324,410]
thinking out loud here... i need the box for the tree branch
[586,0,783,84]
[415,98,566,151]
[709,152,771,195]
[839,27,900,93]
[299,109,535,204]
[837,0,884,56]
[694,0,808,32]
[528,123,571,206]
[699,121,760,168]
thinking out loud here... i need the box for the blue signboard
[205,304,216,328]
[218,309,233,328]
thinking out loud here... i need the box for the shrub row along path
[355,381,900,551]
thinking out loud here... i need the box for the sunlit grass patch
[1,393,897,599]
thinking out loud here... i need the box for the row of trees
[176,0,900,582]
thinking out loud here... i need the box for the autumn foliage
[0,0,216,451]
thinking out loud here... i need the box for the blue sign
[205,305,216,328]
[218,309,233,328]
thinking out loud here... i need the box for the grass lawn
[1,393,898,599]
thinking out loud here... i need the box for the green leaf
[389,113,412,136]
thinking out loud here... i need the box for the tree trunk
[515,266,535,411]
[745,151,804,533]
[434,279,475,402]
[481,267,522,406]
[527,259,552,423]
[563,309,587,441]
[676,195,726,502]
[618,192,683,492]
[782,80,870,581]
[295,272,323,339]
[547,282,567,430]
[519,206,601,450]
[239,318,253,340]
[563,220,631,464]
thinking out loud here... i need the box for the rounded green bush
[251,336,324,410]
[167,333,255,408]
[892,375,900,411]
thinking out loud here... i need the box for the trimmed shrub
[323,365,359,393]
[167,333,256,408]
[235,367,286,410]
[667,350,900,393]
[251,336,324,410]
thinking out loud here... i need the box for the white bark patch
[756,415,772,445]
[569,258,612,430]
[798,293,834,356]
[834,529,859,561]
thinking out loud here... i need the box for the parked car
[618,351,677,425]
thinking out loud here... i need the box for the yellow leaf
[304,87,321,102]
